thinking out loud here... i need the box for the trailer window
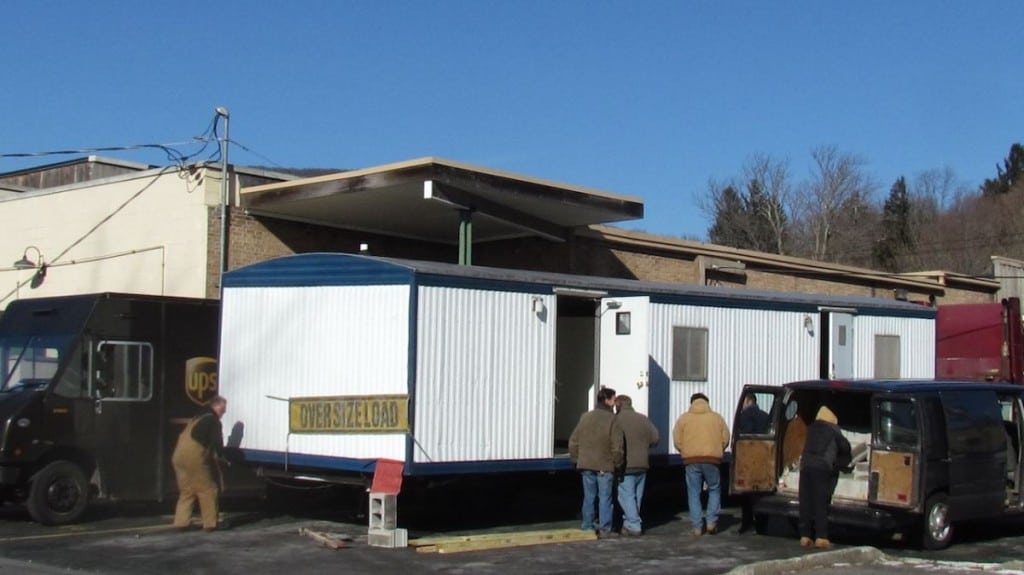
[671,326,708,381]
[91,341,153,402]
[874,335,901,378]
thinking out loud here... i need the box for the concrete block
[368,493,397,530]
[367,527,407,548]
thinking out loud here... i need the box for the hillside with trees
[701,144,1024,276]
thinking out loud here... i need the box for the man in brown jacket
[672,392,730,537]
[568,387,624,538]
[615,395,659,536]
[172,395,227,531]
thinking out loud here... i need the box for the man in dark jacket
[569,387,625,538]
[172,396,228,531]
[737,393,771,434]
[798,405,851,549]
[614,394,659,536]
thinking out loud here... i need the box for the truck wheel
[26,461,89,525]
[921,493,953,550]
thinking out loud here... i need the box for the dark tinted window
[942,390,1005,455]
[877,399,918,447]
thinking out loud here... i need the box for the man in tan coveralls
[172,395,227,531]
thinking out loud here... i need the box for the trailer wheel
[921,493,953,550]
[26,461,89,525]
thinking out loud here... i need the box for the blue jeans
[580,470,615,532]
[685,463,721,532]
[617,472,647,533]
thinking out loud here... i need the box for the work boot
[706,524,718,535]
[799,536,813,548]
[814,538,832,549]
[691,529,703,538]
[596,530,619,539]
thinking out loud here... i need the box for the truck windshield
[1,334,73,392]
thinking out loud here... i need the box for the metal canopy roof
[240,157,644,244]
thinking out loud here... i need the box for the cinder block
[368,492,397,530]
[367,527,407,548]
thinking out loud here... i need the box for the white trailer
[218,253,935,483]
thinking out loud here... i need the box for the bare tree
[793,146,877,261]
[701,154,793,254]
[745,154,792,255]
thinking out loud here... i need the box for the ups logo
[185,357,218,405]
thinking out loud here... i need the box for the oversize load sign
[289,395,409,434]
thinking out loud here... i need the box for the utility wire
[228,138,285,169]
[0,113,226,305]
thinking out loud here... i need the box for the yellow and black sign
[289,394,409,434]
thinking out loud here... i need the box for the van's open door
[731,385,785,494]
[869,394,920,509]
[599,296,650,415]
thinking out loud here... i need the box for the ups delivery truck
[0,293,243,524]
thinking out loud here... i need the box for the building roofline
[0,155,152,178]
[243,156,643,205]
[586,225,985,294]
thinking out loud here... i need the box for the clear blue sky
[3,1,1022,240]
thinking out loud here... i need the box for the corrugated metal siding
[219,285,410,460]
[852,316,935,378]
[414,288,555,463]
[652,305,821,455]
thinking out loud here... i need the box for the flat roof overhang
[240,157,644,244]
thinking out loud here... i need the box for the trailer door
[825,312,854,379]
[600,296,650,415]
[731,385,785,494]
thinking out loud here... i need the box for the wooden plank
[298,527,352,549]
[413,528,596,554]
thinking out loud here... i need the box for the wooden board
[733,439,777,492]
[412,528,597,554]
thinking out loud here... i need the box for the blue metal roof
[223,253,936,318]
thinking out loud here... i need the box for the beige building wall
[0,167,214,309]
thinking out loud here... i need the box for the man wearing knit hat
[797,404,852,549]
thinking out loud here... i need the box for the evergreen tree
[708,185,750,247]
[981,143,1024,195]
[873,176,912,271]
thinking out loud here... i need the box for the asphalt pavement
[2,473,1024,575]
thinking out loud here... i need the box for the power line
[227,138,285,168]
[0,111,224,168]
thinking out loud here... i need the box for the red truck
[936,297,1024,384]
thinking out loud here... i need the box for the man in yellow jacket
[172,395,227,531]
[672,393,730,537]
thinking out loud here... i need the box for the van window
[91,341,153,402]
[877,399,918,447]
[942,390,1004,454]
[671,326,708,381]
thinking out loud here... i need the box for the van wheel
[26,461,89,525]
[921,493,953,550]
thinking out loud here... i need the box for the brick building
[0,155,997,310]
